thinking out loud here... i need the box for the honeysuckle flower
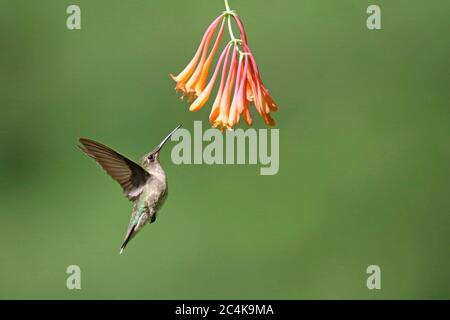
[170,0,278,130]
[170,15,223,96]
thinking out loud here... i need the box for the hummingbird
[78,125,181,254]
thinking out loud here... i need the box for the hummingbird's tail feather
[120,225,136,255]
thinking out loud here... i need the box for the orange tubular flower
[170,0,278,130]
[170,15,223,96]
[214,45,238,130]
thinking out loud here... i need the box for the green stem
[223,0,250,58]
[227,15,236,41]
[224,0,231,12]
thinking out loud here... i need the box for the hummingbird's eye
[148,154,154,161]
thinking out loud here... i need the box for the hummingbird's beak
[155,124,182,154]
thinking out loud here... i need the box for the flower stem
[223,0,249,58]
[223,0,236,40]
[227,15,236,41]
[224,0,231,12]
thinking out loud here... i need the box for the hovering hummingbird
[78,125,181,254]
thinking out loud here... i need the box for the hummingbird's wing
[79,138,150,201]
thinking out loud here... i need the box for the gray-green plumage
[78,125,181,254]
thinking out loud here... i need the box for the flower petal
[243,105,252,126]
[189,41,228,112]
[194,18,226,96]
[170,15,223,90]
[209,43,232,123]
[185,18,221,94]
[236,56,249,114]
[228,55,244,127]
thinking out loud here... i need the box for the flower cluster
[170,3,277,130]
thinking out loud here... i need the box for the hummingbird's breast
[143,172,168,213]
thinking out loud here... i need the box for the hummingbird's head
[144,125,181,165]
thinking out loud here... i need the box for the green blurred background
[0,0,449,299]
